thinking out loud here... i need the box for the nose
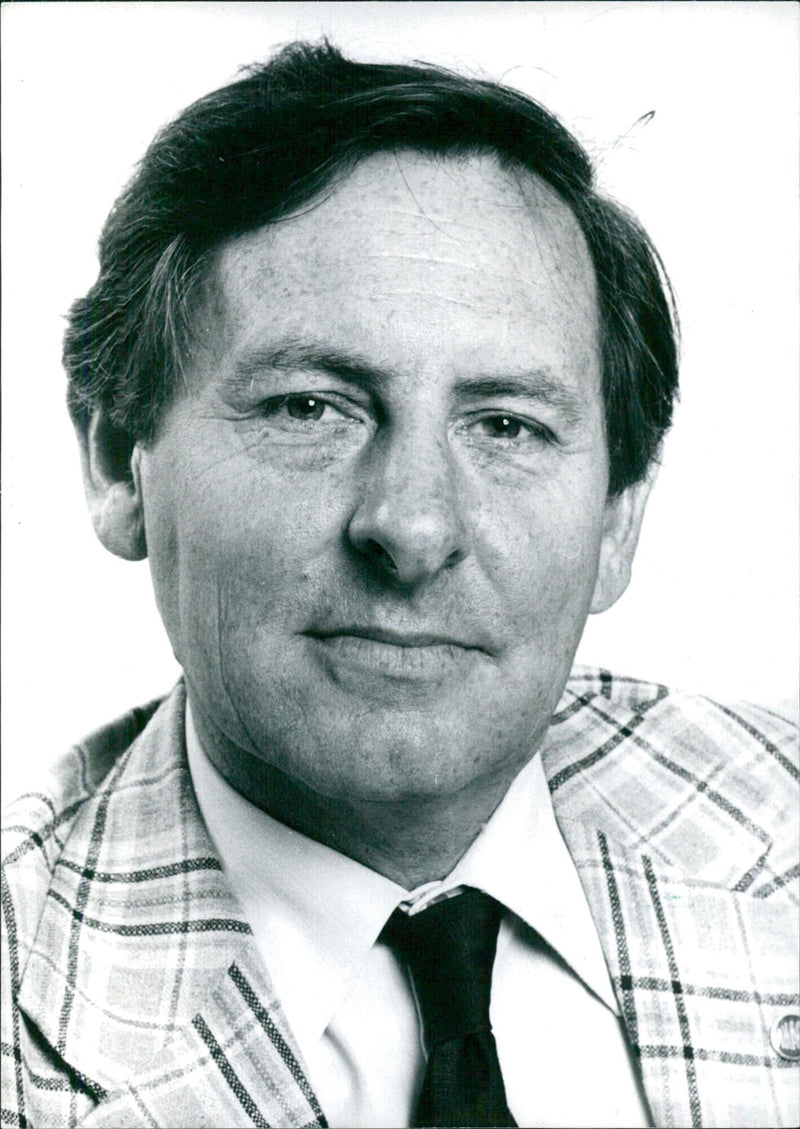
[347,427,472,586]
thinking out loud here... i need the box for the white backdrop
[3,1,798,801]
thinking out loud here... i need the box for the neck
[189,702,527,889]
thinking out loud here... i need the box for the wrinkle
[215,583,262,759]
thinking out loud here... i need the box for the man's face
[137,152,633,802]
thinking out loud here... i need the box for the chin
[298,725,520,806]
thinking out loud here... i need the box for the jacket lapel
[545,674,799,1129]
[15,684,326,1128]
[555,817,797,1129]
[78,940,327,1128]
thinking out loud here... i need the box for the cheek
[145,447,350,637]
[477,480,606,631]
[140,465,184,648]
[209,466,348,593]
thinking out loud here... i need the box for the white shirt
[186,705,652,1128]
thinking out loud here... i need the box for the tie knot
[382,888,503,1047]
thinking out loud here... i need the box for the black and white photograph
[2,4,798,1127]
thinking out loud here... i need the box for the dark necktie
[381,887,517,1128]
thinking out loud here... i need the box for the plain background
[2,1,798,801]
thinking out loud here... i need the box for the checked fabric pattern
[2,669,798,1128]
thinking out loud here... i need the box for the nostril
[444,546,465,570]
[365,539,398,574]
[346,472,472,584]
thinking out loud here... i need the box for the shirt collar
[186,702,406,1050]
[186,702,618,1052]
[400,753,619,1013]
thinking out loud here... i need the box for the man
[2,41,797,1129]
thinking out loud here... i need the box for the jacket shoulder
[2,697,165,890]
[561,664,798,780]
[1,697,165,1122]
[2,696,165,960]
[550,666,798,888]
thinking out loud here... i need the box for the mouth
[307,627,480,649]
[304,626,489,682]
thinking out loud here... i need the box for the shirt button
[770,1014,800,1061]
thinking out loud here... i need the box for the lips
[306,626,481,650]
[304,625,492,682]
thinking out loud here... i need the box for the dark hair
[64,40,678,496]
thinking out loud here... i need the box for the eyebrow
[450,377,586,427]
[232,342,395,393]
[230,340,588,425]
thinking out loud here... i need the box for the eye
[254,392,370,443]
[259,393,346,424]
[469,413,554,444]
[283,395,326,421]
[478,415,524,439]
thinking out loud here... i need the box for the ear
[590,470,655,614]
[75,411,147,561]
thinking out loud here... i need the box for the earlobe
[590,470,655,614]
[76,411,147,561]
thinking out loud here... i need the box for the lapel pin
[770,1014,800,1061]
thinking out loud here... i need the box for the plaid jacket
[3,670,798,1129]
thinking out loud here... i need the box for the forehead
[210,151,599,384]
